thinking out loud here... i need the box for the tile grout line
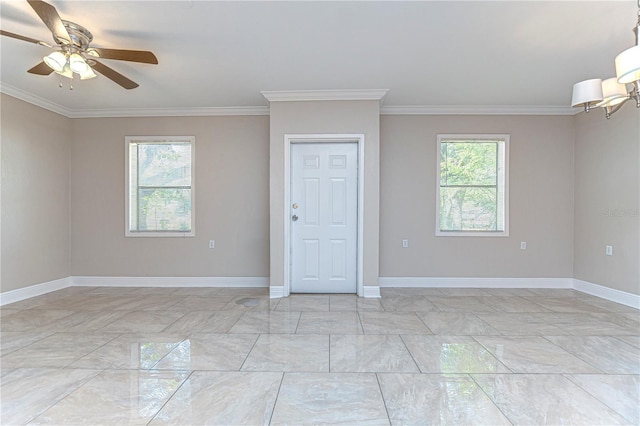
[397,334,423,373]
[225,309,248,334]
[467,372,516,426]
[374,373,393,425]
[25,367,106,425]
[149,335,191,370]
[413,310,436,335]
[62,331,123,368]
[562,373,639,424]
[328,334,332,372]
[144,369,196,425]
[267,372,286,425]
[238,333,262,371]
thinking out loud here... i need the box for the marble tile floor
[1,286,638,425]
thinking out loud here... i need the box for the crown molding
[1,83,73,117]
[68,106,270,118]
[1,84,269,118]
[2,84,578,118]
[261,89,389,103]
[381,105,579,116]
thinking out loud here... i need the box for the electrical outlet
[605,245,613,256]
[209,240,215,249]
[520,241,527,250]
[402,239,409,248]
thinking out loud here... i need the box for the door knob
[292,215,299,221]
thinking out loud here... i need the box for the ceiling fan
[0,0,158,89]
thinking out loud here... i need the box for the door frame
[283,134,365,297]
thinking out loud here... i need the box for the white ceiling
[0,1,637,117]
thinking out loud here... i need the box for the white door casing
[282,134,365,297]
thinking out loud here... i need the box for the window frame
[125,135,195,238]
[435,133,509,237]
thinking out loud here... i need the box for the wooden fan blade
[88,47,158,64]
[0,29,47,45]
[92,60,139,89]
[27,61,54,75]
[27,0,71,44]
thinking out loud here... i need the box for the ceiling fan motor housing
[59,20,92,50]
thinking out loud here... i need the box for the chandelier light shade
[599,77,629,107]
[571,79,603,107]
[615,45,640,84]
[571,0,640,119]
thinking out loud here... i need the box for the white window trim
[125,136,195,238]
[435,133,509,237]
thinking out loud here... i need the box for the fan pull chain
[57,74,75,90]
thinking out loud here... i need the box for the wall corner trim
[363,286,381,298]
[270,286,285,299]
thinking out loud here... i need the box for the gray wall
[1,94,71,292]
[574,106,639,295]
[2,93,638,296]
[70,115,270,277]
[268,100,381,288]
[380,115,575,278]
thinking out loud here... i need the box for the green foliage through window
[128,138,194,234]
[437,135,508,234]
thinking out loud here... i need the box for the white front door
[290,142,358,293]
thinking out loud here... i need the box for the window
[126,136,194,237]
[436,134,509,236]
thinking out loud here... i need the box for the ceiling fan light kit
[571,0,640,119]
[0,0,158,90]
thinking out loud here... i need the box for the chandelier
[571,0,640,119]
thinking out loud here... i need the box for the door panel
[291,143,358,293]
[303,239,319,279]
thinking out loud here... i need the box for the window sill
[435,230,509,237]
[125,231,195,238]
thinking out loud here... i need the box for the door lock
[292,215,299,221]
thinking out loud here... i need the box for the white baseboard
[3,275,637,310]
[378,277,573,289]
[71,276,269,288]
[0,277,72,306]
[363,286,381,298]
[573,279,640,309]
[270,286,285,299]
